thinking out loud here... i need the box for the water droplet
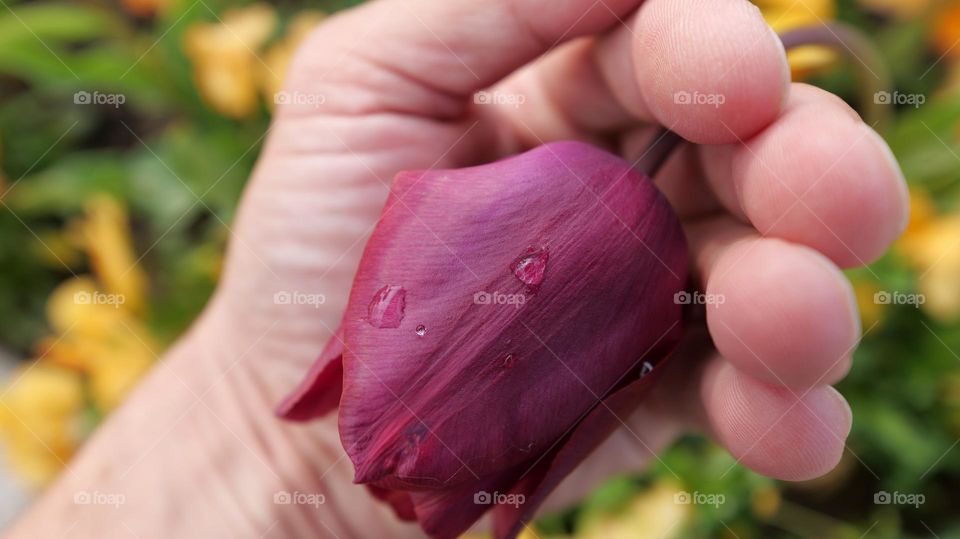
[511,247,549,288]
[640,361,654,377]
[502,354,515,368]
[407,426,427,443]
[367,285,406,328]
[415,324,426,337]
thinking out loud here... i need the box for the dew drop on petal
[502,354,515,368]
[511,246,549,287]
[640,361,654,377]
[415,324,426,337]
[367,285,406,328]
[400,425,427,460]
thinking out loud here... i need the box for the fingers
[464,0,791,147]
[483,38,641,149]
[633,0,789,143]
[686,216,860,388]
[287,0,645,117]
[700,84,910,267]
[699,358,852,481]
[546,335,851,500]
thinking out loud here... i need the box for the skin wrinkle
[7,0,909,536]
[728,92,904,265]
[345,49,467,118]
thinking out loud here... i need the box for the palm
[211,0,906,532]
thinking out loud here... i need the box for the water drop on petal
[511,247,549,287]
[367,285,406,328]
[415,324,426,337]
[640,361,653,377]
[502,354,515,368]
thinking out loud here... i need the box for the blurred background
[0,0,957,537]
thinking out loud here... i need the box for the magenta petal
[491,369,666,538]
[406,463,531,539]
[337,141,686,484]
[281,141,688,539]
[276,325,345,421]
[366,485,417,522]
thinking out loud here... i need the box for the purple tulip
[279,141,688,539]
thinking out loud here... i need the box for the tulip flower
[279,140,688,539]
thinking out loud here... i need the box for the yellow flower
[183,4,277,118]
[755,0,838,79]
[43,277,156,411]
[896,188,960,321]
[899,186,938,247]
[1,194,160,485]
[260,11,326,109]
[750,484,782,519]
[577,479,690,539]
[67,196,147,314]
[851,278,887,328]
[934,3,960,58]
[0,364,85,487]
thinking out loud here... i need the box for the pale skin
[8,0,909,537]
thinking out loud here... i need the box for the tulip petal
[276,324,345,420]
[335,141,686,490]
[280,141,688,539]
[366,485,417,521]
[491,371,665,539]
[402,342,676,539]
[406,463,532,539]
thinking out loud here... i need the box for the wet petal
[276,324,345,420]
[337,141,686,487]
[281,141,688,539]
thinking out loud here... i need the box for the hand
[10,0,908,537]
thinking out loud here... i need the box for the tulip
[279,140,688,539]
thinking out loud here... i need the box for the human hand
[10,0,908,537]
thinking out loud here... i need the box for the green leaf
[7,151,129,214]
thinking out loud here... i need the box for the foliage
[0,0,959,537]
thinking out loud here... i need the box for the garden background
[1,0,959,537]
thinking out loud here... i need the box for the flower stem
[635,128,684,178]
